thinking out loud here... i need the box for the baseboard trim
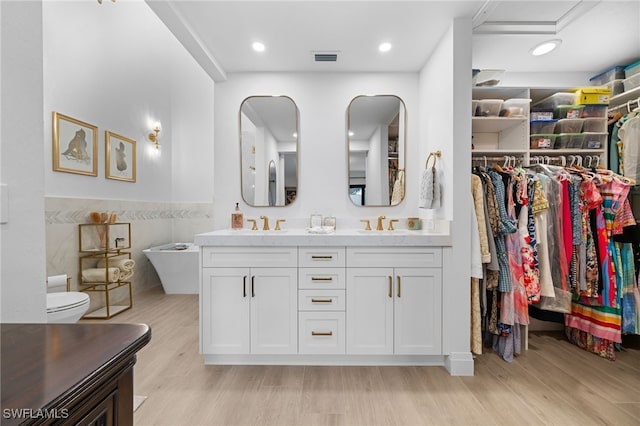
[203,354,446,367]
[445,351,474,376]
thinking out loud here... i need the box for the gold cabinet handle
[311,298,333,303]
[397,276,401,298]
[311,277,333,281]
[243,275,247,298]
[311,255,333,260]
[311,331,333,336]
[252,276,256,297]
[388,276,393,298]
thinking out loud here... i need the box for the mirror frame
[347,94,407,207]
[239,95,299,207]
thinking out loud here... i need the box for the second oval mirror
[240,96,299,206]
[348,95,406,206]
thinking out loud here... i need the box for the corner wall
[419,18,473,375]
[2,0,215,321]
[41,0,215,302]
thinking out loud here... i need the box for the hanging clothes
[471,160,640,363]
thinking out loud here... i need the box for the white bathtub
[143,243,199,294]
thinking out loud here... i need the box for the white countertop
[194,228,451,247]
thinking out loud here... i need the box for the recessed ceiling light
[530,39,561,56]
[252,42,265,52]
[378,42,392,53]
[293,132,297,138]
[348,131,354,137]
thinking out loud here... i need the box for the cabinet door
[346,268,393,354]
[201,268,250,354]
[394,268,442,355]
[250,268,298,354]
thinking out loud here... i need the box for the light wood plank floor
[84,287,640,426]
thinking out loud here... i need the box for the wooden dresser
[1,323,151,425]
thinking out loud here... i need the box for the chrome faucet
[376,215,386,231]
[260,215,270,231]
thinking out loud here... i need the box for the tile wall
[45,197,214,310]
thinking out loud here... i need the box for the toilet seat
[46,292,90,313]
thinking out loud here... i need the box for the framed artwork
[52,112,98,176]
[105,131,136,182]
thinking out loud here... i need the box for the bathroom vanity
[194,229,456,370]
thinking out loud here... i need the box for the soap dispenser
[231,202,244,229]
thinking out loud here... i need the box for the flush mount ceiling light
[530,39,562,56]
[378,42,392,53]
[252,42,265,52]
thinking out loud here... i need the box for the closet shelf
[529,148,606,155]
[472,149,528,155]
[608,85,640,109]
[472,117,528,133]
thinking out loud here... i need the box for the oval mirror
[347,95,406,206]
[240,96,298,206]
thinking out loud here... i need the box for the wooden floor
[85,287,640,426]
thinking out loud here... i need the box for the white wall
[43,0,214,204]
[420,18,474,375]
[1,0,47,322]
[214,72,419,228]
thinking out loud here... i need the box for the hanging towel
[391,169,405,205]
[419,162,440,209]
[97,258,135,271]
[82,267,121,283]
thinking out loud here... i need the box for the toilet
[46,274,90,323]
[143,243,199,294]
[46,292,90,323]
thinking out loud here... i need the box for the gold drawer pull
[311,331,333,336]
[311,298,333,303]
[311,255,333,259]
[311,277,333,281]
[388,276,393,298]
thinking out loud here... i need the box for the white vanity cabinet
[196,234,451,367]
[346,247,442,355]
[201,247,298,355]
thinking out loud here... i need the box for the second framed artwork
[105,131,136,182]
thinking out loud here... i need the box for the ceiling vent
[314,52,338,62]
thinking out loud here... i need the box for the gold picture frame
[105,131,136,182]
[52,112,98,176]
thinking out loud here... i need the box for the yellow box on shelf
[574,87,611,105]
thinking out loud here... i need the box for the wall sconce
[148,126,161,150]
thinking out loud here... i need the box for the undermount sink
[234,229,289,235]
[356,229,408,234]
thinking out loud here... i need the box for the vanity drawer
[298,312,345,354]
[298,268,345,290]
[346,247,442,268]
[299,247,345,268]
[202,247,297,268]
[299,289,346,311]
